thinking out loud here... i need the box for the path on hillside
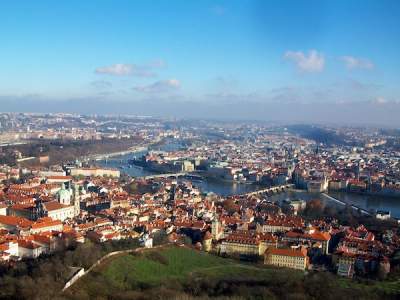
[62,245,165,292]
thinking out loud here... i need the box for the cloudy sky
[0,0,400,126]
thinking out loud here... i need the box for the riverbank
[328,191,400,219]
[322,193,372,216]
[86,145,148,161]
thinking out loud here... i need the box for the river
[97,151,400,219]
[327,191,400,219]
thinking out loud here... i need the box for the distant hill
[286,124,353,146]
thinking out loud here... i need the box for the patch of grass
[371,279,400,295]
[101,246,229,286]
[70,245,283,297]
[194,263,303,282]
[145,251,169,265]
[67,246,400,300]
[333,274,400,297]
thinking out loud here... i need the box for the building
[290,200,306,214]
[182,160,195,172]
[0,215,32,234]
[70,168,120,178]
[329,179,348,191]
[30,217,63,234]
[17,240,44,258]
[376,210,391,220]
[337,254,356,278]
[110,192,130,209]
[0,204,7,216]
[0,241,19,260]
[283,229,331,255]
[46,175,72,184]
[264,247,309,270]
[220,234,259,256]
[202,231,212,252]
[57,184,73,205]
[257,215,304,233]
[307,177,328,193]
[38,170,66,178]
[42,201,75,221]
[220,232,277,256]
[211,215,223,240]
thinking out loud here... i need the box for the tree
[223,199,239,214]
[153,229,168,246]
[303,199,324,218]
[338,204,358,227]
[323,205,337,217]
[126,182,138,194]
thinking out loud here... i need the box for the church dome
[57,185,72,205]
[57,188,70,198]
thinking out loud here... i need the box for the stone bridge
[139,172,189,180]
[240,184,295,197]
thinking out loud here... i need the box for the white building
[43,201,75,221]
[376,210,391,220]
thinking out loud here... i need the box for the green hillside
[65,246,399,300]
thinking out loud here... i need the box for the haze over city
[1,0,400,125]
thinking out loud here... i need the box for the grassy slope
[337,276,400,295]
[101,246,293,286]
[68,246,300,294]
[103,246,226,286]
[68,246,400,299]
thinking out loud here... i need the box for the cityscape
[0,113,399,298]
[1,1,400,299]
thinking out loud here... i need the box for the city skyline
[1,0,400,125]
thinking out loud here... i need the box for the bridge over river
[138,172,295,197]
[138,172,190,180]
[239,184,295,197]
[321,193,372,216]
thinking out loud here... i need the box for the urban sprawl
[0,113,399,285]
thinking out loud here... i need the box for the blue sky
[0,0,400,124]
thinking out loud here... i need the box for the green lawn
[101,246,230,286]
[67,246,399,299]
[69,246,301,293]
[99,246,290,287]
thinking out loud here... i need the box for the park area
[65,245,400,299]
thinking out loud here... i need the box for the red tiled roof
[43,201,69,211]
[46,176,72,180]
[31,218,62,229]
[18,239,41,249]
[0,215,33,228]
[285,230,331,241]
[267,247,307,258]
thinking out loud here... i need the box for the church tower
[72,184,81,217]
[211,213,222,241]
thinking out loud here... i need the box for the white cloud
[95,64,135,76]
[284,50,325,73]
[95,61,166,77]
[340,56,374,70]
[90,80,112,89]
[134,79,180,93]
[372,96,388,105]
